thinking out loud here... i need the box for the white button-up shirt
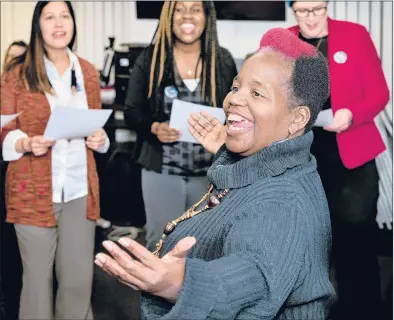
[2,50,109,203]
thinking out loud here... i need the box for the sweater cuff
[162,258,217,320]
[2,129,27,161]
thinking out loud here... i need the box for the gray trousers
[14,196,95,320]
[142,169,208,252]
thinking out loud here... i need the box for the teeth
[181,23,195,31]
[229,124,245,131]
[228,114,247,122]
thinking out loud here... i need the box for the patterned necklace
[153,183,230,257]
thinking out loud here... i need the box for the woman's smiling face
[223,51,309,156]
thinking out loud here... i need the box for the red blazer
[288,18,390,169]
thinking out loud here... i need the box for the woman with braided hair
[96,28,334,319]
[123,1,237,251]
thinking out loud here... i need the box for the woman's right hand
[26,136,55,156]
[188,111,226,155]
[151,122,180,143]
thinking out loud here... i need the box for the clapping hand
[188,111,226,154]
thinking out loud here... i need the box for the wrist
[22,137,32,153]
[343,109,353,126]
[151,122,159,135]
[157,282,183,304]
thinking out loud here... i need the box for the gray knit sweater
[141,131,335,319]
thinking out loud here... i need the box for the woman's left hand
[86,129,106,150]
[324,108,353,133]
[95,237,196,303]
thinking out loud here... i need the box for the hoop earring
[270,131,291,147]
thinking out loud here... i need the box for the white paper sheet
[1,112,21,129]
[43,107,112,140]
[314,108,334,127]
[169,99,226,144]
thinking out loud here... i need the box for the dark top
[299,34,342,169]
[124,45,238,174]
[161,68,212,176]
[141,131,334,319]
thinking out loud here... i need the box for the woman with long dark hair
[123,1,237,252]
[1,2,109,319]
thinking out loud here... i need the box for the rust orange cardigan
[1,57,102,227]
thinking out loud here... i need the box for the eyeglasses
[293,6,327,18]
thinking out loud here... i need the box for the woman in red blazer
[288,2,390,319]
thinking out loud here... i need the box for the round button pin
[164,86,178,99]
[334,51,347,64]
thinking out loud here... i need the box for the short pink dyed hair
[259,27,317,60]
